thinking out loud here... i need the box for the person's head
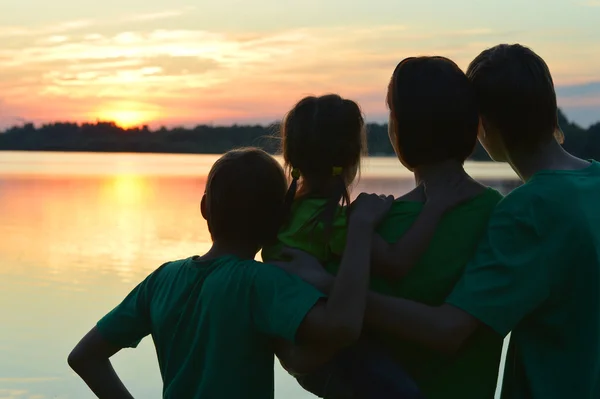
[466,44,563,161]
[386,56,479,171]
[201,148,287,252]
[281,94,367,233]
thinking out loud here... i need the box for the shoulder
[493,179,572,226]
[251,260,314,285]
[493,182,545,215]
[151,257,195,277]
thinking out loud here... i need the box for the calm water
[0,152,518,399]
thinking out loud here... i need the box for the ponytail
[316,166,350,239]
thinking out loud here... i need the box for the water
[0,151,519,399]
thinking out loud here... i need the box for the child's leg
[295,361,357,399]
[295,339,422,399]
[347,340,422,399]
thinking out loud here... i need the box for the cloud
[0,14,598,128]
[0,377,59,383]
[557,81,600,97]
[554,81,600,127]
[121,7,197,23]
[578,1,600,6]
[0,19,94,38]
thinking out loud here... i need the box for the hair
[387,56,479,169]
[466,44,563,151]
[281,94,367,236]
[204,147,287,247]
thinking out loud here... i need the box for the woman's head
[387,56,479,171]
[466,44,562,162]
[281,94,366,233]
[201,147,287,251]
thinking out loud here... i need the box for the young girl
[263,94,467,398]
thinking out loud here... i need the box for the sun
[95,109,149,129]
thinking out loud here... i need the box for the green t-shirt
[368,187,504,399]
[262,199,347,263]
[447,161,600,399]
[96,255,324,399]
[263,189,505,399]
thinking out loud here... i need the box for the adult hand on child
[273,248,334,293]
[348,193,394,228]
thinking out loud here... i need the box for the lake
[0,151,519,399]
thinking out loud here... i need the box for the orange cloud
[0,11,599,128]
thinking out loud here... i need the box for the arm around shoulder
[371,202,446,280]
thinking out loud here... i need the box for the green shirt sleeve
[250,263,325,343]
[96,264,166,348]
[446,199,552,337]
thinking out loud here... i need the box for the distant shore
[1,109,598,162]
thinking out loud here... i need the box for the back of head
[204,148,287,248]
[282,94,366,188]
[466,44,560,151]
[281,94,366,234]
[387,56,479,169]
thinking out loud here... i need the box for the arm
[68,328,134,399]
[272,222,376,374]
[274,338,336,375]
[371,202,446,280]
[283,271,480,355]
[363,293,480,354]
[284,199,551,355]
[294,216,377,347]
[68,266,160,397]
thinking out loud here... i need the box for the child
[263,95,471,398]
[67,147,394,399]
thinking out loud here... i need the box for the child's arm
[68,265,160,398]
[68,328,135,399]
[370,202,447,280]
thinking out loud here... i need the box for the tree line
[0,110,598,161]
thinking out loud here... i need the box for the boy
[67,147,393,399]
[284,44,600,398]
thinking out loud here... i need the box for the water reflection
[0,153,519,399]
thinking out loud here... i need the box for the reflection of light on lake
[100,175,155,281]
[108,174,149,204]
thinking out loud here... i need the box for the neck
[506,140,587,182]
[200,241,258,261]
[299,177,342,198]
[413,159,468,186]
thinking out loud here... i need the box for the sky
[0,0,599,129]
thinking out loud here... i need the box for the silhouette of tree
[0,109,597,161]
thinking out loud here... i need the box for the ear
[200,194,208,221]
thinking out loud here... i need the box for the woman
[360,56,504,398]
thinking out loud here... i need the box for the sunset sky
[1,0,599,129]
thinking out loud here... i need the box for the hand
[271,248,334,293]
[423,175,474,211]
[348,193,394,228]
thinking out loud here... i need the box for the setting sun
[93,108,156,129]
[89,102,157,129]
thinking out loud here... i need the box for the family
[67,43,600,399]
